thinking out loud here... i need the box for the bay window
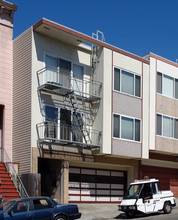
[114,68,141,97]
[113,114,141,142]
[156,113,178,139]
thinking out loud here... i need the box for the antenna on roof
[92,30,105,42]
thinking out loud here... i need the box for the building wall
[112,52,149,159]
[13,28,32,173]
[149,55,178,154]
[0,6,14,159]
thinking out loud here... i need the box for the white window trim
[157,72,178,100]
[113,66,142,99]
[156,112,178,140]
[113,113,141,143]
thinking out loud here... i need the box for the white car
[119,178,176,218]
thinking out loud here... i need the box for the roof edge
[33,18,149,65]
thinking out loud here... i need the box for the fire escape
[36,42,102,150]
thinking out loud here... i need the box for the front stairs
[0,162,20,200]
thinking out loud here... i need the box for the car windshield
[124,184,143,199]
[2,200,14,212]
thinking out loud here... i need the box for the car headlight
[128,206,136,210]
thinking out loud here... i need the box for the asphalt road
[79,203,178,220]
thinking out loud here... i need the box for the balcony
[37,67,102,102]
[36,121,102,148]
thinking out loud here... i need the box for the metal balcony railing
[0,148,29,198]
[37,67,102,101]
[36,121,102,148]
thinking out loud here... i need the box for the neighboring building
[0,0,17,161]
[0,0,20,200]
[141,53,178,197]
[13,18,178,203]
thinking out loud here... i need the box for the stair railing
[0,147,29,198]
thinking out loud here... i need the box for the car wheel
[163,201,172,214]
[125,211,136,218]
[54,215,67,220]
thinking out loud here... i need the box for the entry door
[60,109,71,141]
[45,55,58,84]
[72,64,83,95]
[143,183,155,213]
[44,105,58,139]
[59,59,71,89]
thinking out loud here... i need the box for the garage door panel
[141,165,178,196]
[69,167,127,203]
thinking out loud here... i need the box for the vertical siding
[13,28,32,174]
[0,19,13,159]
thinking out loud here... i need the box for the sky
[7,0,178,63]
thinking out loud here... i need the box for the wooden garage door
[68,167,127,203]
[141,165,178,197]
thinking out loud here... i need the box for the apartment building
[140,53,178,197]
[13,18,151,203]
[0,0,17,162]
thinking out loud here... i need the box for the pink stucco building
[0,0,17,160]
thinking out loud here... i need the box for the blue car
[0,196,81,220]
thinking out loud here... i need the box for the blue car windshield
[2,200,14,212]
[124,184,143,199]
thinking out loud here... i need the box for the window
[113,114,141,142]
[163,75,174,98]
[121,117,133,140]
[157,72,178,99]
[156,114,178,139]
[33,199,53,210]
[113,115,120,138]
[157,72,162,94]
[12,201,29,213]
[114,68,141,97]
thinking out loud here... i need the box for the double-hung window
[156,113,178,139]
[114,68,141,97]
[157,72,178,99]
[113,114,141,142]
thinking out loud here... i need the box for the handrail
[0,148,29,198]
[36,121,102,147]
[37,67,102,99]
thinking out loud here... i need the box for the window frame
[113,113,141,143]
[113,67,142,99]
[157,71,178,100]
[156,113,178,140]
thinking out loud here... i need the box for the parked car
[119,178,176,218]
[1,196,81,220]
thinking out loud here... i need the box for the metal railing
[37,121,102,147]
[37,67,102,100]
[0,148,29,198]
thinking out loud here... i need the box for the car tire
[125,211,136,218]
[163,201,172,214]
[54,215,68,220]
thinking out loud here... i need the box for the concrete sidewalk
[78,199,178,220]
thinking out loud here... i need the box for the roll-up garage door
[68,167,127,203]
[141,165,178,197]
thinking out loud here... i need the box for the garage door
[141,165,178,197]
[68,167,127,203]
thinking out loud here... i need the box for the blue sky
[8,0,178,62]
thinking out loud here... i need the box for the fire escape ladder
[69,92,92,145]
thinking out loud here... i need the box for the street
[79,203,178,220]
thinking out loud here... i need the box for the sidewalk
[78,198,178,220]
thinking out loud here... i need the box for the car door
[4,200,33,220]
[32,198,54,220]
